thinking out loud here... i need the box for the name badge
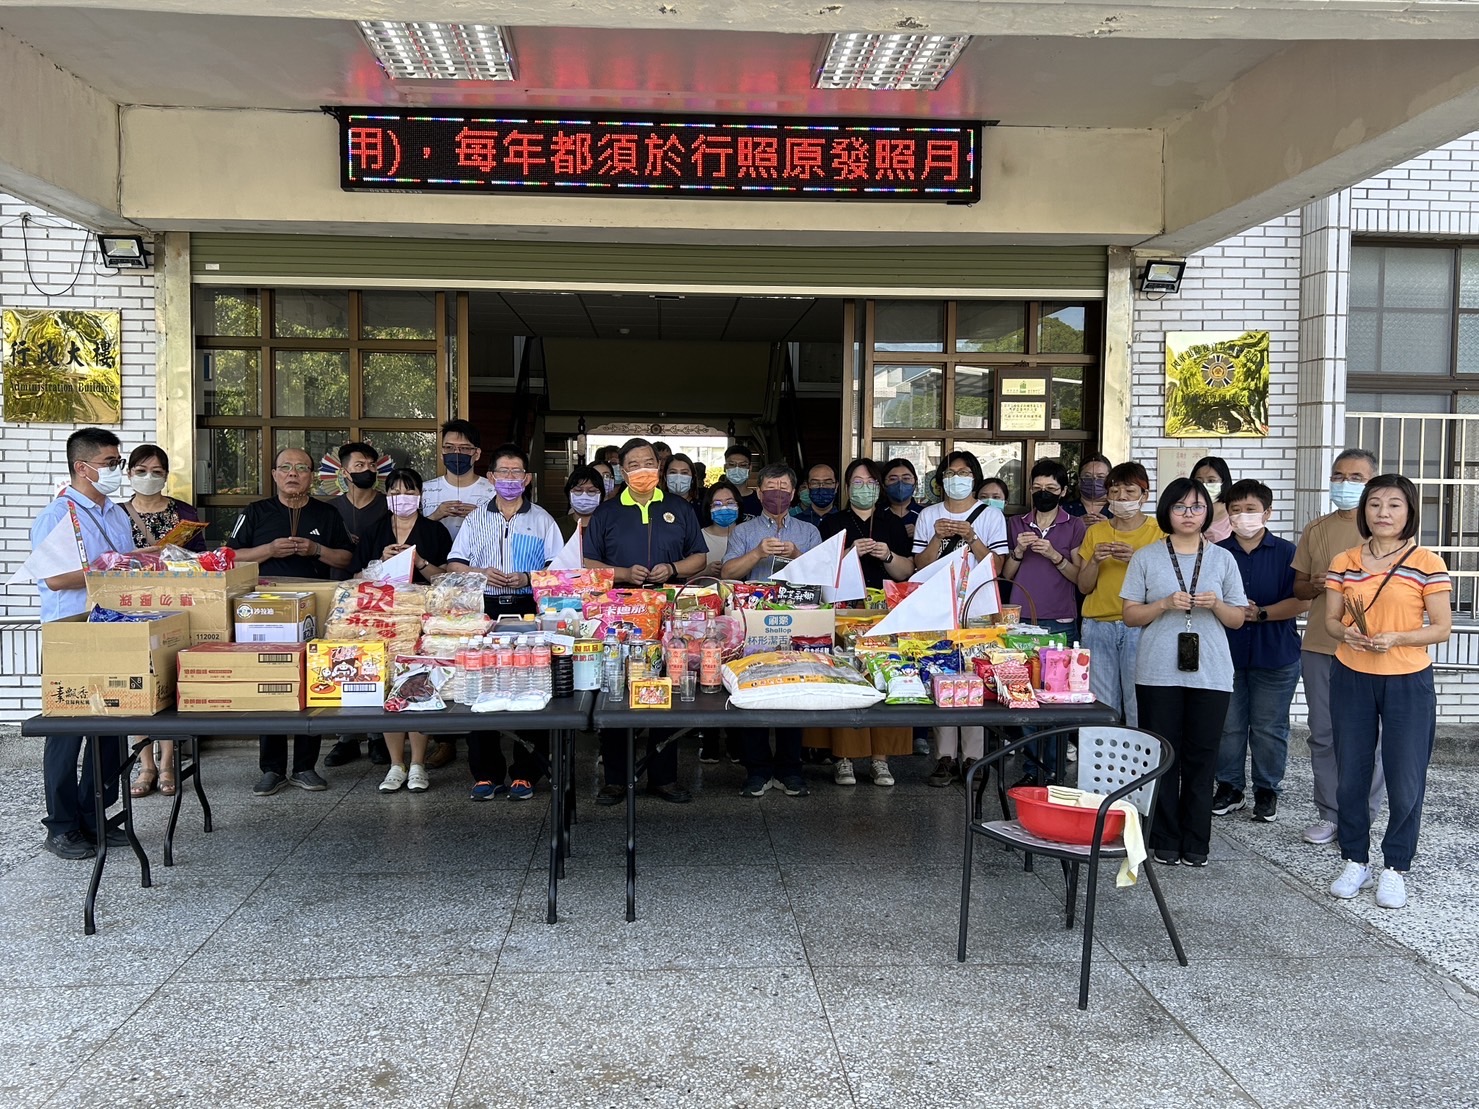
[662,512,675,523]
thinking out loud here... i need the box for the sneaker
[41,831,95,860]
[596,784,625,806]
[1252,788,1278,823]
[870,758,895,787]
[406,764,429,792]
[740,775,770,798]
[1180,852,1209,867]
[1330,860,1373,899]
[470,780,500,802]
[1152,849,1180,866]
[508,779,534,801]
[323,739,360,768]
[253,771,287,796]
[378,765,408,793]
[1211,783,1245,816]
[777,775,810,797]
[928,756,957,788]
[290,769,328,792]
[1303,819,1338,846]
[834,758,856,786]
[424,739,456,769]
[1376,868,1407,909]
[697,748,721,765]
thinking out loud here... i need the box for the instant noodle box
[85,562,260,644]
[177,642,307,683]
[740,608,835,653]
[40,611,191,716]
[306,639,387,707]
[177,681,306,712]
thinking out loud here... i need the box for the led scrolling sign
[335,108,981,202]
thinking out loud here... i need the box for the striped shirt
[1326,544,1451,675]
[447,499,563,597]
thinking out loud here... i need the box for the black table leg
[117,737,150,888]
[546,729,562,924]
[562,727,576,858]
[164,737,212,868]
[83,734,107,935]
[626,726,637,923]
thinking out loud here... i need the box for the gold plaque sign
[2,309,122,424]
[1000,377,1047,397]
[999,401,1049,433]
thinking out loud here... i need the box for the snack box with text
[234,591,315,643]
[177,681,306,712]
[40,611,191,716]
[306,639,388,707]
[85,562,259,644]
[740,608,835,654]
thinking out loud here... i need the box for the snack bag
[530,567,614,605]
[384,655,454,712]
[882,580,921,610]
[426,573,489,617]
[583,589,667,640]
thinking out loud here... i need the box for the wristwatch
[1256,608,1268,622]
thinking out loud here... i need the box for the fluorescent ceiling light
[815,33,970,91]
[357,21,516,81]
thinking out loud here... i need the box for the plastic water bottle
[452,638,471,703]
[531,635,552,697]
[602,629,619,695]
[481,637,499,700]
[495,637,515,696]
[467,637,487,701]
[512,635,533,694]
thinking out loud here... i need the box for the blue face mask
[982,497,1006,511]
[710,505,739,527]
[886,481,915,504]
[1330,481,1365,511]
[809,487,836,510]
[443,452,473,476]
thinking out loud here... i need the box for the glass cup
[679,667,697,702]
[604,657,625,702]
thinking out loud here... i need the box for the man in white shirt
[421,420,495,539]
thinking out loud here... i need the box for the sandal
[159,769,177,796]
[130,768,157,798]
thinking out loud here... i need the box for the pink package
[966,676,985,707]
[934,675,957,708]
[1067,648,1091,692]
[1040,648,1071,693]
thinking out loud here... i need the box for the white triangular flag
[867,551,972,637]
[909,543,969,584]
[771,530,845,586]
[8,509,86,585]
[376,545,416,585]
[547,525,584,571]
[819,545,868,604]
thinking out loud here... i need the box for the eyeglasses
[275,464,313,474]
[945,468,974,477]
[492,468,526,478]
[92,457,124,469]
[443,445,477,455]
[1170,504,1208,517]
[850,480,880,488]
[808,479,837,489]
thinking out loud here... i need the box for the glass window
[1460,248,1479,310]
[1350,246,1381,308]
[1380,311,1451,375]
[274,351,349,418]
[874,301,944,352]
[361,291,437,340]
[1048,366,1085,430]
[953,365,992,430]
[364,352,437,418]
[273,428,350,487]
[273,289,350,339]
[873,440,942,495]
[1349,246,1454,376]
[955,302,1024,353]
[199,349,259,417]
[1459,316,1479,375]
[195,288,260,337]
[202,426,259,496]
[368,429,439,480]
[955,439,1025,504]
[1038,303,1090,353]
[1034,440,1084,480]
[1381,247,1452,309]
[873,363,942,428]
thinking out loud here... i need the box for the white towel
[1045,785,1147,887]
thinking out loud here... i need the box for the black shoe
[1252,788,1279,823]
[367,737,391,766]
[290,768,328,792]
[1181,852,1209,867]
[1012,772,1041,790]
[42,831,95,860]
[778,775,810,797]
[253,771,287,796]
[927,757,958,788]
[595,784,625,806]
[1152,849,1180,866]
[647,782,692,804]
[82,827,130,848]
[323,740,360,768]
[1211,783,1245,816]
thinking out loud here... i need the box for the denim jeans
[1215,661,1301,794]
[1081,618,1141,726]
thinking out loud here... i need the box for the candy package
[384,655,454,712]
[767,583,823,608]
[530,568,614,605]
[86,604,169,623]
[993,660,1039,709]
[729,582,778,611]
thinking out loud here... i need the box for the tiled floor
[1,730,1475,1108]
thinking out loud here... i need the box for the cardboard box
[255,576,341,622]
[234,592,315,643]
[740,608,836,653]
[177,681,306,712]
[306,639,388,707]
[40,611,191,716]
[86,562,260,644]
[177,642,307,683]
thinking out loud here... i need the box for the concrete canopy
[3,0,1479,250]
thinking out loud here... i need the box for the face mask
[388,493,420,517]
[1079,476,1107,500]
[570,491,602,515]
[761,489,793,516]
[87,462,123,496]
[1201,481,1223,501]
[624,467,660,496]
[1330,481,1364,511]
[942,474,975,500]
[443,452,473,476]
[1230,511,1266,539]
[849,483,880,510]
[602,476,616,495]
[1109,498,1142,519]
[1031,490,1061,513]
[809,487,836,510]
[710,505,739,527]
[610,464,624,485]
[666,473,693,495]
[886,481,915,504]
[130,473,167,497]
[725,466,749,486]
[797,487,812,508]
[982,497,1006,512]
[349,469,378,490]
[494,478,526,501]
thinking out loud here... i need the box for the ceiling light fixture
[815,32,970,91]
[357,21,516,81]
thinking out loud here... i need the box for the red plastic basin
[1008,786,1125,845]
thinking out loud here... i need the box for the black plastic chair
[957,725,1188,1010]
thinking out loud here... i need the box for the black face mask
[1031,490,1061,513]
[349,470,378,490]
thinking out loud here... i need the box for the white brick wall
[0,194,158,719]
[1351,134,1479,235]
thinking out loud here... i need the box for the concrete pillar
[1294,191,1352,529]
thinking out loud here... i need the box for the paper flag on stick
[866,550,971,637]
[821,544,868,604]
[376,545,416,585]
[771,530,845,586]
[547,525,584,571]
[7,507,87,585]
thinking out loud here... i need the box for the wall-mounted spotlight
[1139,259,1186,294]
[96,234,150,269]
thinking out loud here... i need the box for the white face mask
[1108,498,1142,519]
[130,472,167,497]
[1230,511,1266,539]
[87,461,123,496]
[942,474,975,500]
[1201,481,1223,501]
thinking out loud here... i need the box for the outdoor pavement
[0,726,1475,1108]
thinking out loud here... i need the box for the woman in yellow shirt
[1074,462,1165,725]
[1323,474,1451,910]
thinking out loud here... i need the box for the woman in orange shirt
[1323,474,1451,910]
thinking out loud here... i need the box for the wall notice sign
[999,401,1048,433]
[335,108,981,202]
[1000,377,1047,397]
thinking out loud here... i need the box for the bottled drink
[481,637,499,699]
[471,637,492,701]
[452,638,471,703]
[512,635,533,694]
[699,615,722,694]
[602,629,620,695]
[495,636,514,696]
[531,634,552,697]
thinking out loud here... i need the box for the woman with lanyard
[124,444,206,800]
[1324,475,1451,910]
[1121,477,1247,867]
[882,457,924,541]
[813,459,916,787]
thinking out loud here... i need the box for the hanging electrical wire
[15,210,93,298]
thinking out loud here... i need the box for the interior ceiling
[470,292,842,343]
[0,9,1282,129]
